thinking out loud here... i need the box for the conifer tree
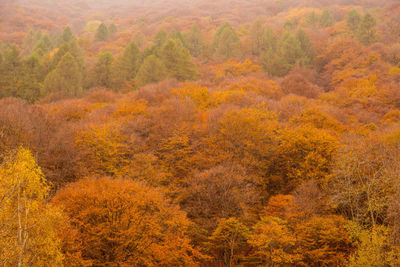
[320,10,333,27]
[184,24,204,57]
[92,52,114,88]
[62,26,75,43]
[346,10,361,33]
[213,22,240,60]
[136,55,167,87]
[95,23,109,41]
[112,41,140,89]
[43,52,82,96]
[357,13,378,46]
[250,19,265,55]
[160,39,199,81]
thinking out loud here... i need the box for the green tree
[95,23,109,41]
[153,29,168,48]
[92,52,114,88]
[320,10,333,27]
[160,39,199,81]
[112,41,140,89]
[32,34,52,56]
[357,13,378,46]
[184,24,204,57]
[43,52,82,96]
[61,26,75,43]
[0,147,64,266]
[108,23,117,36]
[136,55,167,87]
[250,19,265,55]
[296,29,313,59]
[213,22,240,60]
[346,10,361,33]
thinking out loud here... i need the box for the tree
[320,10,333,27]
[348,225,400,266]
[108,23,117,36]
[0,147,64,266]
[95,23,109,41]
[153,29,168,48]
[43,52,83,96]
[250,19,264,55]
[112,41,140,89]
[346,10,361,33]
[61,26,75,43]
[213,22,240,60]
[206,218,249,266]
[160,39,199,81]
[136,55,167,87]
[52,177,201,266]
[184,24,204,57]
[295,215,355,266]
[248,216,300,265]
[357,13,378,46]
[296,29,313,59]
[92,52,114,88]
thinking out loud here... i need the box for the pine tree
[320,10,333,27]
[213,22,240,60]
[357,13,378,46]
[112,41,140,89]
[62,26,75,43]
[184,24,204,57]
[95,23,109,41]
[43,52,82,96]
[296,29,313,60]
[136,55,167,87]
[153,29,168,48]
[92,52,114,88]
[250,19,265,55]
[108,23,117,36]
[346,10,361,33]
[160,39,199,81]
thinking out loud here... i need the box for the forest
[1,0,400,266]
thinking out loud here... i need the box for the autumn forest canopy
[1,0,400,265]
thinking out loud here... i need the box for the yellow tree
[248,216,301,265]
[0,147,64,266]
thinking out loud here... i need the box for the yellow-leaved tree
[0,147,64,266]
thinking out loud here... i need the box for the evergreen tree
[346,10,361,33]
[160,39,199,81]
[296,29,313,60]
[263,27,278,53]
[112,41,140,88]
[184,24,204,57]
[92,52,114,88]
[136,55,167,87]
[108,23,117,36]
[280,32,305,66]
[62,26,75,43]
[261,48,291,77]
[306,11,319,28]
[95,23,109,41]
[320,10,334,27]
[357,13,378,46]
[32,34,52,56]
[43,52,82,96]
[250,19,265,56]
[153,29,168,48]
[51,40,85,75]
[213,22,240,60]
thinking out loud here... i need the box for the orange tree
[52,177,202,266]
